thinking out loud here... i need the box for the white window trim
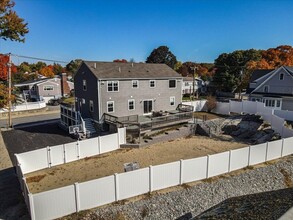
[263,98,282,109]
[132,80,139,88]
[89,100,94,112]
[149,80,156,88]
[279,73,284,80]
[107,101,115,113]
[82,98,85,104]
[142,99,154,115]
[169,79,177,89]
[170,96,175,106]
[83,80,87,91]
[128,99,135,111]
[107,81,119,92]
[43,85,54,91]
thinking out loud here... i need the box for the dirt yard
[25,136,246,194]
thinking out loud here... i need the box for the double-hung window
[170,97,175,106]
[128,99,135,110]
[149,80,156,88]
[107,101,114,113]
[107,81,119,92]
[169,79,176,88]
[44,85,54,91]
[132,80,138,88]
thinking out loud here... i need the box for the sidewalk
[0,105,60,120]
[0,130,13,171]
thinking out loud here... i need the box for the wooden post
[7,53,12,128]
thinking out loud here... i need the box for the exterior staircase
[83,118,97,136]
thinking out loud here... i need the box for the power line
[10,53,69,64]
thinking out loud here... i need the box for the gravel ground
[61,155,293,220]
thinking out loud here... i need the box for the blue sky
[1,0,293,65]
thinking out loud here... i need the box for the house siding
[74,63,99,121]
[281,97,293,111]
[254,68,293,95]
[38,80,62,98]
[99,79,182,118]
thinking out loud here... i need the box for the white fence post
[228,150,232,172]
[74,182,80,212]
[47,146,51,168]
[117,132,120,147]
[265,142,268,161]
[28,193,35,220]
[149,165,153,192]
[63,144,66,163]
[206,155,210,178]
[114,173,119,201]
[180,159,184,185]
[248,146,251,166]
[281,138,284,157]
[76,141,80,160]
[98,136,101,154]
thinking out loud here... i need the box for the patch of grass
[59,210,100,220]
[181,183,192,190]
[279,168,293,188]
[62,97,75,104]
[26,174,46,183]
[244,165,254,170]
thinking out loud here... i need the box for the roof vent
[93,63,96,69]
[118,67,121,73]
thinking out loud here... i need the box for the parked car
[47,98,61,106]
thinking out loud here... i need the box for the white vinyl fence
[16,128,126,175]
[213,100,293,138]
[0,100,46,113]
[15,100,293,220]
[182,100,207,111]
[20,137,293,220]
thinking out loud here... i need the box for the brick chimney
[61,73,70,96]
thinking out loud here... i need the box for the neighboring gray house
[15,73,74,103]
[74,61,183,122]
[247,66,293,110]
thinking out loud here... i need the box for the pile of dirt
[221,114,281,144]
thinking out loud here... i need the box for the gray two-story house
[74,61,183,122]
[247,66,293,110]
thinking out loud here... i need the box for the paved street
[0,112,60,128]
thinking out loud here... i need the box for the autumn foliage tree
[113,59,127,63]
[0,54,17,80]
[39,66,55,78]
[176,62,215,80]
[247,45,293,69]
[0,0,28,42]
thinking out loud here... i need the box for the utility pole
[191,66,197,101]
[7,53,12,128]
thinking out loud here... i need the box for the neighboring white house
[182,77,206,95]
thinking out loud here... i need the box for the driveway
[2,122,76,165]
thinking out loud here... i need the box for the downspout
[97,79,102,122]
